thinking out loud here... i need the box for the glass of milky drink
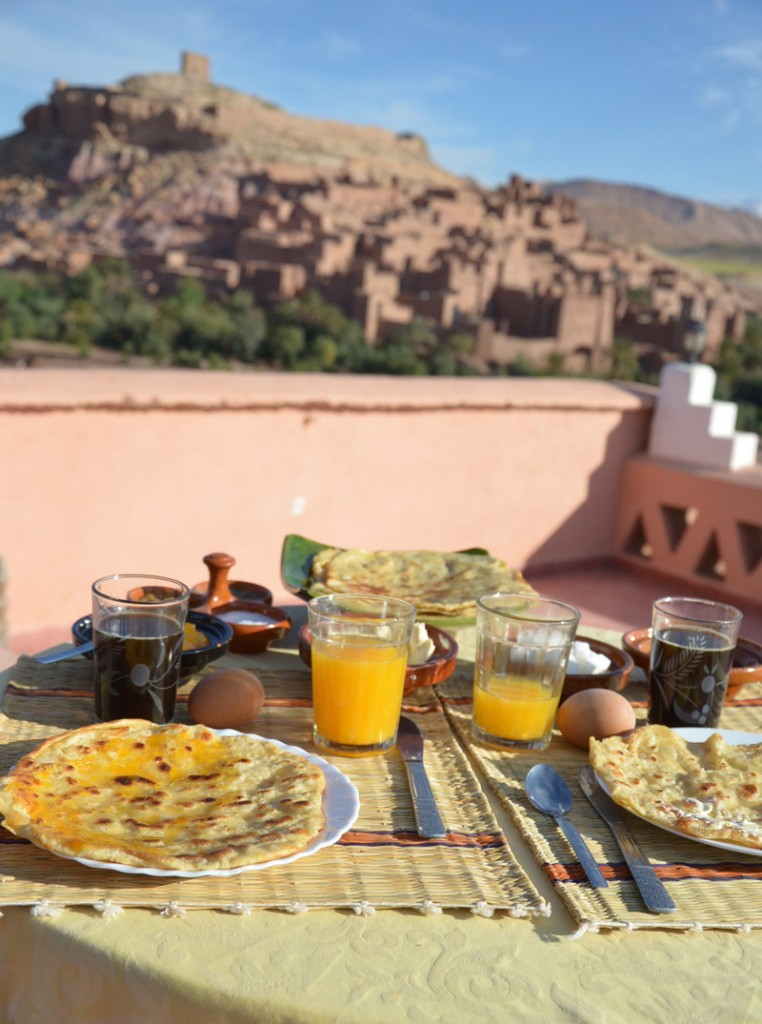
[647,597,743,729]
[307,593,416,756]
[92,574,190,724]
[471,593,581,752]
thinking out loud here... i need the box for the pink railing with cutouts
[615,455,762,605]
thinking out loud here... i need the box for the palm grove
[0,259,760,433]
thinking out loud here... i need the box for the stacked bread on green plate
[308,546,534,621]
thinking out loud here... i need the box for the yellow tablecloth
[1,621,761,1024]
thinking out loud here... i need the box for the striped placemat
[0,651,546,918]
[440,664,762,935]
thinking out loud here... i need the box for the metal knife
[578,766,676,914]
[396,716,447,839]
[34,641,94,664]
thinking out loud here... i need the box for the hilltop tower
[181,51,210,82]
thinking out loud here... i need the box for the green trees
[0,270,65,342]
[63,260,160,357]
[264,290,369,371]
[712,316,762,434]
[0,261,759,433]
[0,263,260,369]
[0,264,480,376]
[604,337,640,381]
[226,290,267,362]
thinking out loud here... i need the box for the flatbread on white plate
[0,719,326,871]
[589,725,762,851]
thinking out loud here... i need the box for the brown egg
[557,689,636,750]
[188,668,265,730]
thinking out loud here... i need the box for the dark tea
[94,612,184,723]
[647,627,735,728]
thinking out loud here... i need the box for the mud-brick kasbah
[2,52,750,369]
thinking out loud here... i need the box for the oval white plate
[67,731,360,878]
[595,727,762,858]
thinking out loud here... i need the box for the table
[0,616,760,1024]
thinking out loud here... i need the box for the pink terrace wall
[0,369,654,640]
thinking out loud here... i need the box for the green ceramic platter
[279,534,491,628]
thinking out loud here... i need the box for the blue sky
[1,0,762,211]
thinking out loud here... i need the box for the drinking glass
[92,574,190,724]
[471,592,580,752]
[308,593,416,757]
[647,596,742,728]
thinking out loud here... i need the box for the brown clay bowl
[212,601,291,654]
[561,635,634,702]
[298,623,459,696]
[622,628,762,699]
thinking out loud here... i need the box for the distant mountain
[544,179,762,251]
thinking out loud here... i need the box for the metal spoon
[525,763,608,888]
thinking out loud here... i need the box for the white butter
[566,640,611,675]
[408,623,435,666]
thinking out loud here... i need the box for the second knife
[578,766,676,914]
[396,716,447,839]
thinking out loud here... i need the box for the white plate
[595,727,762,858]
[68,731,360,878]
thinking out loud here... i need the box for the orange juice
[311,636,408,754]
[473,675,560,743]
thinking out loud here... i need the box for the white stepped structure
[648,363,759,470]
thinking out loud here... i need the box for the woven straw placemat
[0,652,546,918]
[441,665,762,935]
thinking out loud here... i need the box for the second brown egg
[557,689,636,750]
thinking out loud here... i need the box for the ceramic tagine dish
[192,552,290,654]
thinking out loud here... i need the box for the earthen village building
[2,53,749,371]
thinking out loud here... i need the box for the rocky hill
[0,59,463,269]
[0,66,458,187]
[544,179,762,251]
[3,60,759,267]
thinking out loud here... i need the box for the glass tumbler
[92,573,190,724]
[308,593,416,757]
[471,592,580,752]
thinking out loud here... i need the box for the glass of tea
[307,593,416,757]
[471,592,581,752]
[647,596,743,729]
[92,574,190,724]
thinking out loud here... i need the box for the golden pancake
[0,720,326,871]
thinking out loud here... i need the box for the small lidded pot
[194,553,290,653]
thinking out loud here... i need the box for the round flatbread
[0,720,326,871]
[310,547,534,617]
[589,725,762,850]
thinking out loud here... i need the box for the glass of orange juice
[472,593,580,752]
[308,594,417,757]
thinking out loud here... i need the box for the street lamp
[683,319,707,363]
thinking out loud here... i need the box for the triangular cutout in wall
[623,515,652,560]
[695,532,726,581]
[737,521,762,575]
[660,505,693,552]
